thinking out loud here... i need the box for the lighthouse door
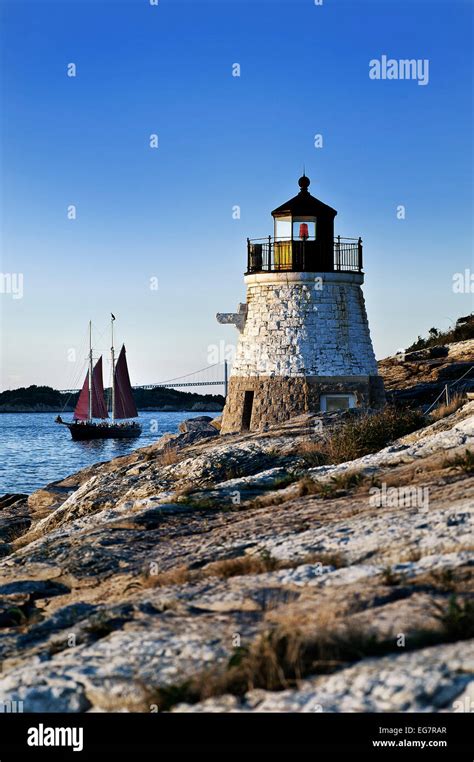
[241,391,254,431]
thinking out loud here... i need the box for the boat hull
[62,422,141,440]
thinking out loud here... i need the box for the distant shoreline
[0,407,223,414]
[0,384,225,415]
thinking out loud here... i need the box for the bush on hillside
[299,406,425,466]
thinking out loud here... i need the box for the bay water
[0,411,217,494]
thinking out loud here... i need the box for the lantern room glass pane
[274,217,291,241]
[293,218,316,241]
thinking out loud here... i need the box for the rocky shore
[0,403,473,713]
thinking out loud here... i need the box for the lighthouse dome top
[298,174,310,191]
[271,174,337,219]
[246,172,363,275]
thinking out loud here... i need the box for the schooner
[56,316,141,440]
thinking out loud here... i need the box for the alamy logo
[0,699,23,712]
[369,483,429,509]
[27,724,84,752]
[452,695,474,712]
[0,272,23,299]
[369,55,429,86]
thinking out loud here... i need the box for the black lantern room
[247,175,362,274]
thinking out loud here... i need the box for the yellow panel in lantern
[273,240,292,270]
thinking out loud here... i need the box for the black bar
[0,712,472,757]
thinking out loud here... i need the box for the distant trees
[0,384,224,412]
[0,385,69,409]
[406,315,474,353]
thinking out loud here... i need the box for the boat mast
[88,320,93,422]
[111,314,115,421]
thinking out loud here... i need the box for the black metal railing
[246,236,363,274]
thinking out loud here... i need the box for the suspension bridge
[134,361,229,395]
[60,361,229,397]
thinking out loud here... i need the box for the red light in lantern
[299,223,309,240]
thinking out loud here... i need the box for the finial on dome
[298,173,310,192]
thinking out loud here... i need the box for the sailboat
[56,317,141,440]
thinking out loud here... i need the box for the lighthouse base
[220,375,385,434]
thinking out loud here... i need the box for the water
[0,411,218,494]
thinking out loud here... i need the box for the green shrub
[433,596,474,641]
[323,406,424,464]
[442,449,474,474]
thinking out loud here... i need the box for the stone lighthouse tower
[217,175,385,434]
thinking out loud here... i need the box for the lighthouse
[217,175,385,434]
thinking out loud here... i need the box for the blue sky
[1,0,473,391]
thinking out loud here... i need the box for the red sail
[74,373,89,420]
[92,356,109,419]
[114,345,138,419]
[73,357,109,420]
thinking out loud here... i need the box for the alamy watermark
[452,695,474,713]
[0,272,23,299]
[369,483,430,510]
[0,699,24,712]
[207,340,236,365]
[27,724,83,752]
[452,269,473,293]
[369,55,429,86]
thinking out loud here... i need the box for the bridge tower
[217,174,385,434]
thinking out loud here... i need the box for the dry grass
[147,608,384,710]
[174,482,197,498]
[297,407,424,467]
[142,550,346,589]
[146,593,474,710]
[428,394,465,422]
[143,446,181,465]
[322,407,425,464]
[382,566,401,586]
[159,448,181,466]
[143,565,192,587]
[296,440,327,467]
[395,546,438,565]
[204,552,279,578]
[397,541,474,566]
[411,567,474,595]
[297,471,365,498]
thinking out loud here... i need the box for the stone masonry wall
[221,376,308,433]
[220,271,385,433]
[231,271,378,378]
[220,374,384,433]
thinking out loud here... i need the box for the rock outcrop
[0,404,473,713]
[379,339,474,405]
